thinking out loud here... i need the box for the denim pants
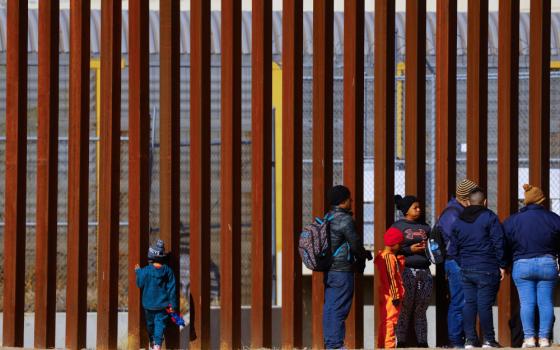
[512,256,559,339]
[323,271,355,349]
[462,269,501,342]
[445,259,465,346]
[144,309,169,346]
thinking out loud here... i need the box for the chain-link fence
[2,55,560,312]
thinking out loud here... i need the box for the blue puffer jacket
[136,263,178,310]
[436,198,465,260]
[504,204,560,262]
[450,205,507,272]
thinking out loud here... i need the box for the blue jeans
[323,271,354,349]
[512,256,559,339]
[144,309,169,346]
[445,259,465,346]
[462,269,501,342]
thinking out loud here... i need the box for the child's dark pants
[145,309,169,346]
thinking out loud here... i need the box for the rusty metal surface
[281,0,303,348]
[373,0,396,344]
[96,0,121,348]
[2,0,28,346]
[496,0,520,346]
[343,0,365,348]
[434,0,457,346]
[220,0,243,348]
[159,1,181,346]
[190,0,212,348]
[250,0,273,347]
[65,1,90,348]
[311,0,333,348]
[128,0,150,348]
[529,0,551,198]
[405,0,426,206]
[466,0,488,191]
[34,0,59,348]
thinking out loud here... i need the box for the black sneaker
[482,340,502,348]
[417,342,429,348]
[465,339,480,349]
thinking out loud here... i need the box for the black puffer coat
[329,207,372,272]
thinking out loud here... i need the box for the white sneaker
[539,338,551,347]
[522,338,537,348]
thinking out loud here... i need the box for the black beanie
[327,185,351,207]
[394,194,418,216]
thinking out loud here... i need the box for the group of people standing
[322,179,560,349]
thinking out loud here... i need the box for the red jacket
[374,249,405,301]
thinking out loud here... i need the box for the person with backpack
[450,188,506,349]
[392,195,432,348]
[432,178,479,348]
[322,185,372,349]
[375,227,406,348]
[504,184,560,348]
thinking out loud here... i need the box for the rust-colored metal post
[435,0,457,346]
[405,0,426,205]
[97,0,121,348]
[312,0,333,348]
[190,0,212,348]
[466,0,488,190]
[374,0,396,342]
[496,0,520,346]
[2,0,27,346]
[251,0,273,347]
[66,1,90,348]
[35,0,59,347]
[159,1,181,346]
[529,0,551,196]
[282,0,303,348]
[343,0,365,348]
[220,0,242,348]
[128,0,150,348]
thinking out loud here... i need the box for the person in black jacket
[323,185,372,349]
[450,189,506,349]
[392,195,432,348]
[504,184,560,348]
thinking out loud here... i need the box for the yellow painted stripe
[272,61,283,252]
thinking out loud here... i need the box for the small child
[135,239,178,350]
[374,227,406,349]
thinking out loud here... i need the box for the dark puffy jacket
[329,207,371,272]
[136,263,178,310]
[504,204,560,262]
[450,205,507,273]
[436,198,465,260]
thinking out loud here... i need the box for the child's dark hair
[327,185,351,207]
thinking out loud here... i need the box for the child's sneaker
[539,338,551,347]
[153,345,161,350]
[522,337,537,348]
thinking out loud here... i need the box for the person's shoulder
[484,208,501,220]
[503,210,522,224]
[335,212,354,225]
[390,219,405,229]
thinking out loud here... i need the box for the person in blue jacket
[450,188,506,349]
[435,178,479,348]
[135,239,178,350]
[504,184,560,348]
